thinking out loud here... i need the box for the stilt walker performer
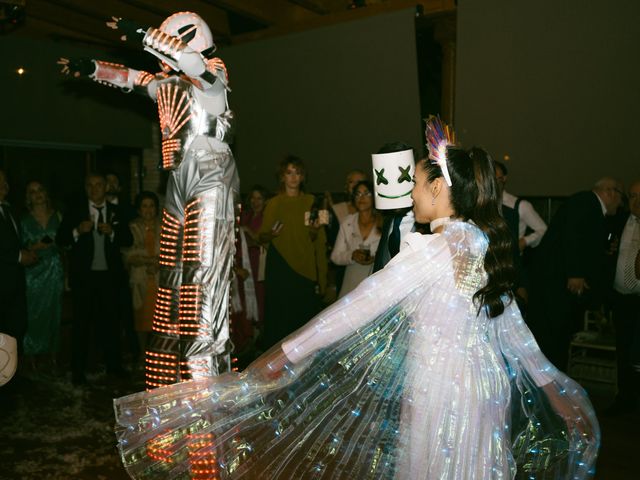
[59,11,239,388]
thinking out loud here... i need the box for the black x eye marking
[375,168,388,186]
[397,165,411,183]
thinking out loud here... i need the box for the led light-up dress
[61,12,239,386]
[115,220,599,479]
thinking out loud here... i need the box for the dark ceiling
[1,0,455,49]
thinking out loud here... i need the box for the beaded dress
[115,220,599,479]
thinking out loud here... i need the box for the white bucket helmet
[159,11,216,57]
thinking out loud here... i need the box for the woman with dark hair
[229,186,270,355]
[331,180,381,298]
[240,185,270,327]
[256,156,327,349]
[115,137,598,479]
[125,191,160,357]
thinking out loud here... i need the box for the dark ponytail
[422,147,515,317]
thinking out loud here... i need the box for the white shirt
[502,191,547,248]
[90,201,108,228]
[331,202,350,225]
[398,209,415,241]
[331,212,381,297]
[73,201,113,241]
[383,209,415,243]
[614,214,640,295]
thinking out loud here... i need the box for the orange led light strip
[188,433,219,479]
[178,284,204,336]
[161,138,181,169]
[145,351,179,389]
[157,83,193,141]
[152,287,179,335]
[182,198,203,263]
[159,210,181,267]
[135,71,155,87]
[147,432,176,463]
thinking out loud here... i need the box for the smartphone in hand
[271,220,283,234]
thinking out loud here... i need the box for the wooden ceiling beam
[288,0,349,15]
[122,0,231,38]
[45,0,166,27]
[15,16,117,50]
[207,0,319,26]
[27,0,130,47]
[285,0,331,15]
[232,0,455,44]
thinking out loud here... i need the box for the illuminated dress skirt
[115,222,599,479]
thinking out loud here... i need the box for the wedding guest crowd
[1,157,637,423]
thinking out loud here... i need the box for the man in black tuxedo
[56,173,133,385]
[0,169,37,357]
[527,177,623,371]
[105,171,139,364]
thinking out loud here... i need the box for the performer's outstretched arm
[57,57,156,95]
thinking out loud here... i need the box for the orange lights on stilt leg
[178,284,204,337]
[182,198,203,264]
[159,210,181,267]
[145,351,179,389]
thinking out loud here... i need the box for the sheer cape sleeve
[284,232,443,363]
[489,303,600,478]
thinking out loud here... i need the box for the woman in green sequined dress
[20,181,64,371]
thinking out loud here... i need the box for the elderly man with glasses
[526,177,623,372]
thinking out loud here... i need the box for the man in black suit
[0,169,37,358]
[56,172,133,385]
[527,177,623,371]
[105,171,139,364]
[606,179,640,415]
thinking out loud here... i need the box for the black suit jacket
[56,201,133,287]
[532,190,608,298]
[0,204,24,292]
[373,210,427,273]
[0,203,26,338]
[372,214,393,273]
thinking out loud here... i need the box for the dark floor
[0,360,636,479]
[0,368,139,480]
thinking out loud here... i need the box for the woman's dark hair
[494,160,508,176]
[421,146,515,317]
[350,180,381,233]
[350,180,374,205]
[245,184,270,208]
[134,191,160,214]
[277,155,306,192]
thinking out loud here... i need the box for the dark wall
[2,8,424,196]
[220,8,423,193]
[0,35,155,148]
[455,0,640,195]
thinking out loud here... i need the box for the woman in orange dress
[125,192,161,357]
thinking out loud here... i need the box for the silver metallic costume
[63,12,239,388]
